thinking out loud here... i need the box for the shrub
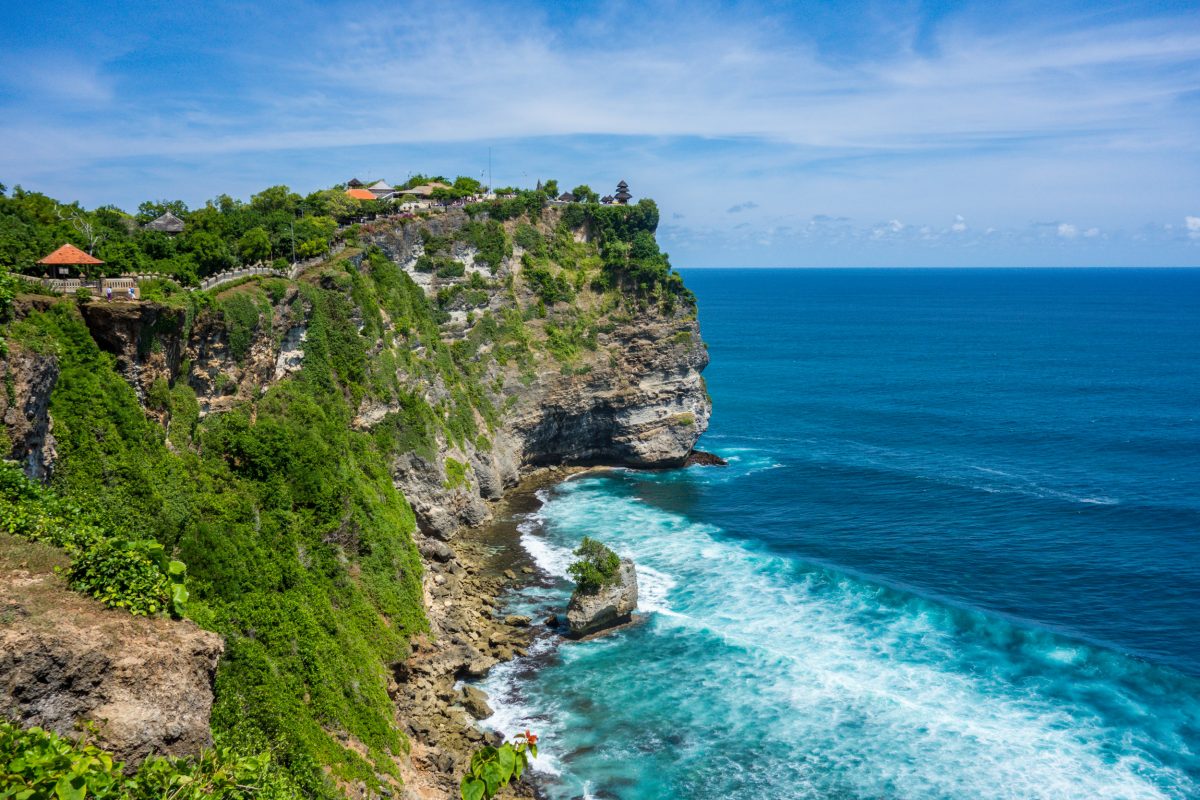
[567,537,621,595]
[436,260,466,279]
[69,539,188,617]
[459,731,537,800]
[0,721,299,800]
[443,457,470,491]
[0,462,187,617]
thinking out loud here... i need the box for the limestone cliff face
[0,343,59,480]
[77,301,186,407]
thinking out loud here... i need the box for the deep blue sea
[479,268,1200,799]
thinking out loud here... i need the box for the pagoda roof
[144,211,185,233]
[368,180,393,191]
[347,178,364,187]
[38,243,104,265]
[346,188,376,200]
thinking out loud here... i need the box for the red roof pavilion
[345,188,376,200]
[38,243,104,266]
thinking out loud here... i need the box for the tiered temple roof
[614,180,632,204]
[144,211,185,234]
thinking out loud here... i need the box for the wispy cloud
[0,0,1197,265]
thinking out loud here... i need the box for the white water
[478,474,1199,800]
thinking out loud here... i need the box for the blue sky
[1,0,1198,266]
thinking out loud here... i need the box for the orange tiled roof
[345,188,376,200]
[38,243,104,265]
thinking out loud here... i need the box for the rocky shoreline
[396,468,592,800]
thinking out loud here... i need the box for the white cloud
[1084,227,1101,238]
[1058,223,1078,238]
[952,214,967,232]
[1186,216,1200,239]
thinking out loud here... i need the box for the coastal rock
[686,449,728,467]
[460,686,493,720]
[567,558,639,637]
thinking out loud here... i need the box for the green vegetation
[0,721,299,799]
[444,456,470,490]
[0,177,697,797]
[459,732,537,800]
[567,537,621,595]
[2,278,436,795]
[0,462,188,618]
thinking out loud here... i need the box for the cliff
[0,201,708,797]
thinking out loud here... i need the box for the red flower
[523,729,538,745]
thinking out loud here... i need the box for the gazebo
[613,180,632,205]
[37,243,104,278]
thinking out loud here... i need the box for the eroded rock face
[0,537,224,765]
[566,558,639,637]
[78,301,186,405]
[0,344,59,480]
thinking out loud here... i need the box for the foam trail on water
[482,474,1200,800]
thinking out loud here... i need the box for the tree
[567,537,620,594]
[250,185,300,215]
[453,176,484,195]
[571,185,599,203]
[238,227,272,264]
[187,230,234,274]
[540,179,559,198]
[57,206,105,255]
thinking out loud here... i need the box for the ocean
[477,268,1200,800]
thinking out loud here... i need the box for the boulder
[0,536,224,765]
[566,558,639,637]
[460,686,493,720]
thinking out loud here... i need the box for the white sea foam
[489,476,1197,800]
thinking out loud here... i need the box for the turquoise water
[479,269,1200,799]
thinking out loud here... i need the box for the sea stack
[567,558,639,637]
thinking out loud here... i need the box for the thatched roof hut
[144,211,186,234]
[347,178,364,188]
[557,192,575,202]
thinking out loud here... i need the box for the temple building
[614,180,632,205]
[143,211,186,235]
[368,180,395,199]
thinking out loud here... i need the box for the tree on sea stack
[566,537,639,637]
